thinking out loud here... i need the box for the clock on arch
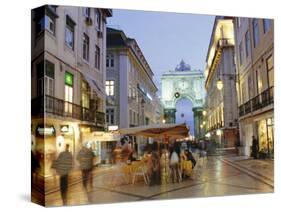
[174,92,180,98]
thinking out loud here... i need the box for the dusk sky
[107,9,215,134]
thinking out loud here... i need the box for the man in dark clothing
[252,136,259,159]
[53,144,73,205]
[77,146,94,190]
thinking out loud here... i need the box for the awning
[118,123,189,139]
[82,73,105,99]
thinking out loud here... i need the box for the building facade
[106,27,160,156]
[234,17,274,157]
[204,16,239,148]
[161,60,205,139]
[31,6,112,176]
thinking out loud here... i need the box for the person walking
[77,146,94,191]
[149,142,160,186]
[53,144,73,205]
[252,136,259,159]
[170,147,181,183]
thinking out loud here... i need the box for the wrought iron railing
[32,95,105,126]
[239,86,274,117]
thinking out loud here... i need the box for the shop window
[258,118,274,157]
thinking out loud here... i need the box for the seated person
[184,149,196,169]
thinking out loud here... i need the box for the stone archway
[161,60,205,138]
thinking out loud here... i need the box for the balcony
[239,86,274,117]
[32,95,105,126]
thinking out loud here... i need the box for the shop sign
[60,125,69,133]
[36,125,56,136]
[108,125,118,131]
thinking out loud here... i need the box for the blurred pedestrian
[77,145,94,191]
[170,147,181,183]
[53,144,73,205]
[252,136,259,159]
[149,142,160,186]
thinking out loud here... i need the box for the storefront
[80,130,120,165]
[257,117,274,158]
[31,119,80,177]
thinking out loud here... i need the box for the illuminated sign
[36,125,55,136]
[108,125,119,131]
[60,125,69,133]
[65,71,73,86]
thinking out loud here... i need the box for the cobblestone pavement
[32,155,274,207]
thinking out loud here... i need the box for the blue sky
[107,9,215,134]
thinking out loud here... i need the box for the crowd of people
[145,141,201,185]
[31,137,206,205]
[49,144,95,205]
[110,137,203,186]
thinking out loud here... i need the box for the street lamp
[203,110,207,116]
[216,74,236,90]
[216,78,223,90]
[162,119,166,124]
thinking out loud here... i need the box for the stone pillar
[164,108,176,124]
[192,107,203,139]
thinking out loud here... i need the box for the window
[37,60,55,97]
[263,19,271,33]
[36,15,55,35]
[95,45,100,69]
[84,7,90,17]
[95,9,101,31]
[64,72,74,114]
[82,33,89,61]
[106,54,114,67]
[266,55,274,88]
[256,69,262,95]
[253,19,259,48]
[65,15,75,50]
[245,30,250,58]
[81,81,90,108]
[129,110,132,124]
[105,80,114,96]
[247,75,252,100]
[239,41,244,65]
[237,17,241,28]
[106,109,115,125]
